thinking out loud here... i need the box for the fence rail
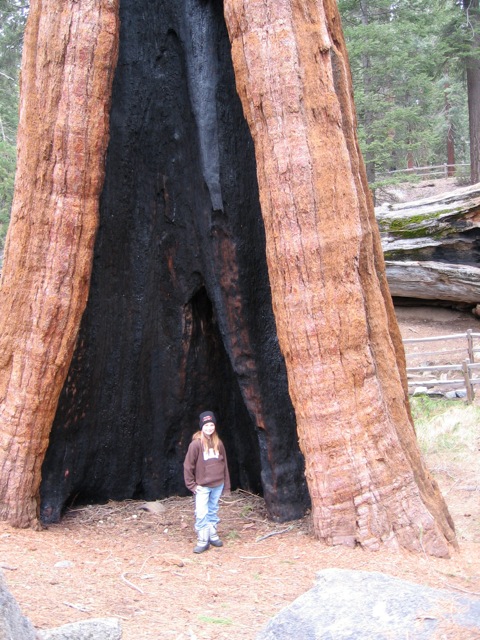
[376,163,470,182]
[403,330,480,403]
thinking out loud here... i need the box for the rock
[256,569,480,640]
[138,501,166,515]
[37,618,122,640]
[445,389,467,399]
[0,570,37,640]
[53,560,73,569]
[413,386,429,395]
[0,570,122,640]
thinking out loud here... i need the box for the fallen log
[375,183,480,307]
[385,260,480,304]
[376,182,480,264]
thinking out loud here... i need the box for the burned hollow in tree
[39,0,310,523]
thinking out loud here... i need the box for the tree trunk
[445,83,456,177]
[39,0,310,525]
[0,0,119,527]
[464,0,480,184]
[385,260,480,304]
[359,0,375,186]
[466,67,480,184]
[224,0,456,556]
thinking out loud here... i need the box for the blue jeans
[195,484,224,532]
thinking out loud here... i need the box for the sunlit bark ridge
[0,0,119,527]
[224,0,456,556]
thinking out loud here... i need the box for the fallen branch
[446,583,480,597]
[236,488,263,499]
[120,571,144,594]
[255,525,294,542]
[63,601,90,613]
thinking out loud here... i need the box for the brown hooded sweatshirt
[183,439,231,494]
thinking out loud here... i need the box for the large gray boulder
[0,570,121,640]
[0,570,38,640]
[37,618,122,640]
[257,569,480,639]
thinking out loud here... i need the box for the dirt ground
[0,305,479,639]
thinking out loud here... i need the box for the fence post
[467,329,474,363]
[462,359,474,403]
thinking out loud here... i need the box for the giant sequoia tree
[223,0,455,556]
[0,0,120,527]
[0,0,455,556]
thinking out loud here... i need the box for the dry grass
[412,397,480,457]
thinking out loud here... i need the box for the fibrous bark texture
[0,0,119,527]
[40,0,309,524]
[224,0,456,556]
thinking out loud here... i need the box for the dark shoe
[209,525,223,547]
[209,538,223,547]
[208,524,223,547]
[193,541,210,554]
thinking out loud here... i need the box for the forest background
[1,0,479,252]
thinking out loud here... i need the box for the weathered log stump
[376,183,480,305]
[40,0,309,523]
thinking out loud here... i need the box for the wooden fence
[403,330,480,403]
[376,163,470,182]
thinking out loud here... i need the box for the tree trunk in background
[444,83,456,177]
[467,63,480,183]
[464,0,480,184]
[359,0,376,186]
[0,0,119,527]
[225,0,456,556]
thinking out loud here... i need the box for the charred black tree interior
[40,0,310,523]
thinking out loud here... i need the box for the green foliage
[0,138,15,247]
[240,504,254,517]
[0,0,26,251]
[226,529,240,540]
[198,616,233,625]
[338,0,470,181]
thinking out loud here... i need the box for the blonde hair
[192,429,220,455]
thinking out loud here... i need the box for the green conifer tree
[0,1,27,252]
[338,0,469,187]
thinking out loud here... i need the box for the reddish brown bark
[224,0,456,556]
[0,0,119,527]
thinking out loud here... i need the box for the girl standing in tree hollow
[183,411,231,553]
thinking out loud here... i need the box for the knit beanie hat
[199,411,216,429]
